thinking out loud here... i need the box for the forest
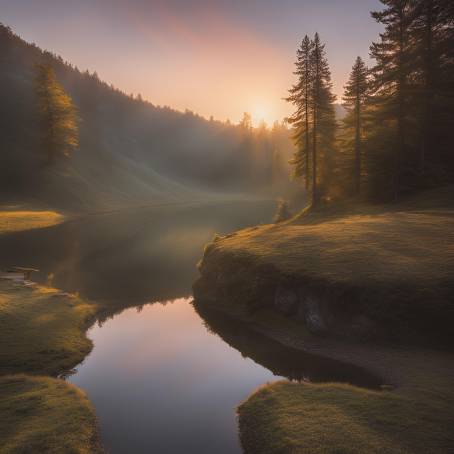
[0,23,295,211]
[287,0,454,204]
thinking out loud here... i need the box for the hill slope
[0,24,291,211]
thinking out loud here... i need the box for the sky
[1,0,383,126]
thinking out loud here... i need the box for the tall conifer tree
[286,35,313,189]
[370,0,413,199]
[342,56,369,194]
[310,33,337,205]
[35,63,79,163]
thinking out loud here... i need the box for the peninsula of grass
[0,209,63,235]
[0,280,101,453]
[197,186,454,345]
[195,186,454,453]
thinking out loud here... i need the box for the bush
[274,200,292,223]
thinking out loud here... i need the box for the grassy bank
[197,186,454,344]
[0,209,63,235]
[236,311,454,453]
[195,187,454,453]
[0,280,101,453]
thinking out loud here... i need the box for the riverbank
[0,280,102,453]
[233,309,454,453]
[194,186,454,453]
[0,208,63,235]
[195,186,454,346]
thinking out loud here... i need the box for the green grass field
[0,281,101,453]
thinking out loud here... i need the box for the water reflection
[0,200,274,310]
[194,302,382,389]
[2,199,383,453]
[70,298,282,454]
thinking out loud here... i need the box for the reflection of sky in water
[70,298,281,454]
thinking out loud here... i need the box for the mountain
[0,24,291,212]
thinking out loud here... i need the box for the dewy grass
[0,210,63,235]
[0,281,101,453]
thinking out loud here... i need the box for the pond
[0,199,381,453]
[70,298,280,453]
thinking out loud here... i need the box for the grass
[199,186,454,343]
[239,377,454,454]
[0,375,100,454]
[238,319,454,454]
[0,282,96,376]
[201,303,454,453]
[0,210,63,235]
[211,198,454,291]
[0,281,101,453]
[196,186,454,453]
[235,305,454,454]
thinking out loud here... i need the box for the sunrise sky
[1,0,383,126]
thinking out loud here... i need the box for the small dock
[0,267,39,282]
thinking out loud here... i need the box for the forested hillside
[0,24,294,211]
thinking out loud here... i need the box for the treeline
[0,24,295,209]
[287,0,454,204]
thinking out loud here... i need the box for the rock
[302,296,326,333]
[274,286,298,315]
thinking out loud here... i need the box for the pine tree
[368,0,454,197]
[286,33,336,206]
[310,33,337,205]
[410,0,454,177]
[35,63,79,164]
[342,56,369,194]
[239,112,252,131]
[435,0,454,177]
[370,0,414,199]
[286,35,314,189]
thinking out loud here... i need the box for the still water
[0,200,380,453]
[70,298,280,453]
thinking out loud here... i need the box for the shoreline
[194,273,454,453]
[193,189,454,453]
[0,279,103,453]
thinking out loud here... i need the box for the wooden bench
[9,267,39,280]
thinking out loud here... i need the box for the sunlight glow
[250,102,276,128]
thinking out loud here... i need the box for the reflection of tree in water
[193,300,382,389]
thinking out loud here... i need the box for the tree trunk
[355,90,361,194]
[305,67,310,191]
[395,2,407,201]
[420,0,434,176]
[312,104,317,206]
[305,96,310,191]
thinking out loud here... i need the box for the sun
[250,102,275,128]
